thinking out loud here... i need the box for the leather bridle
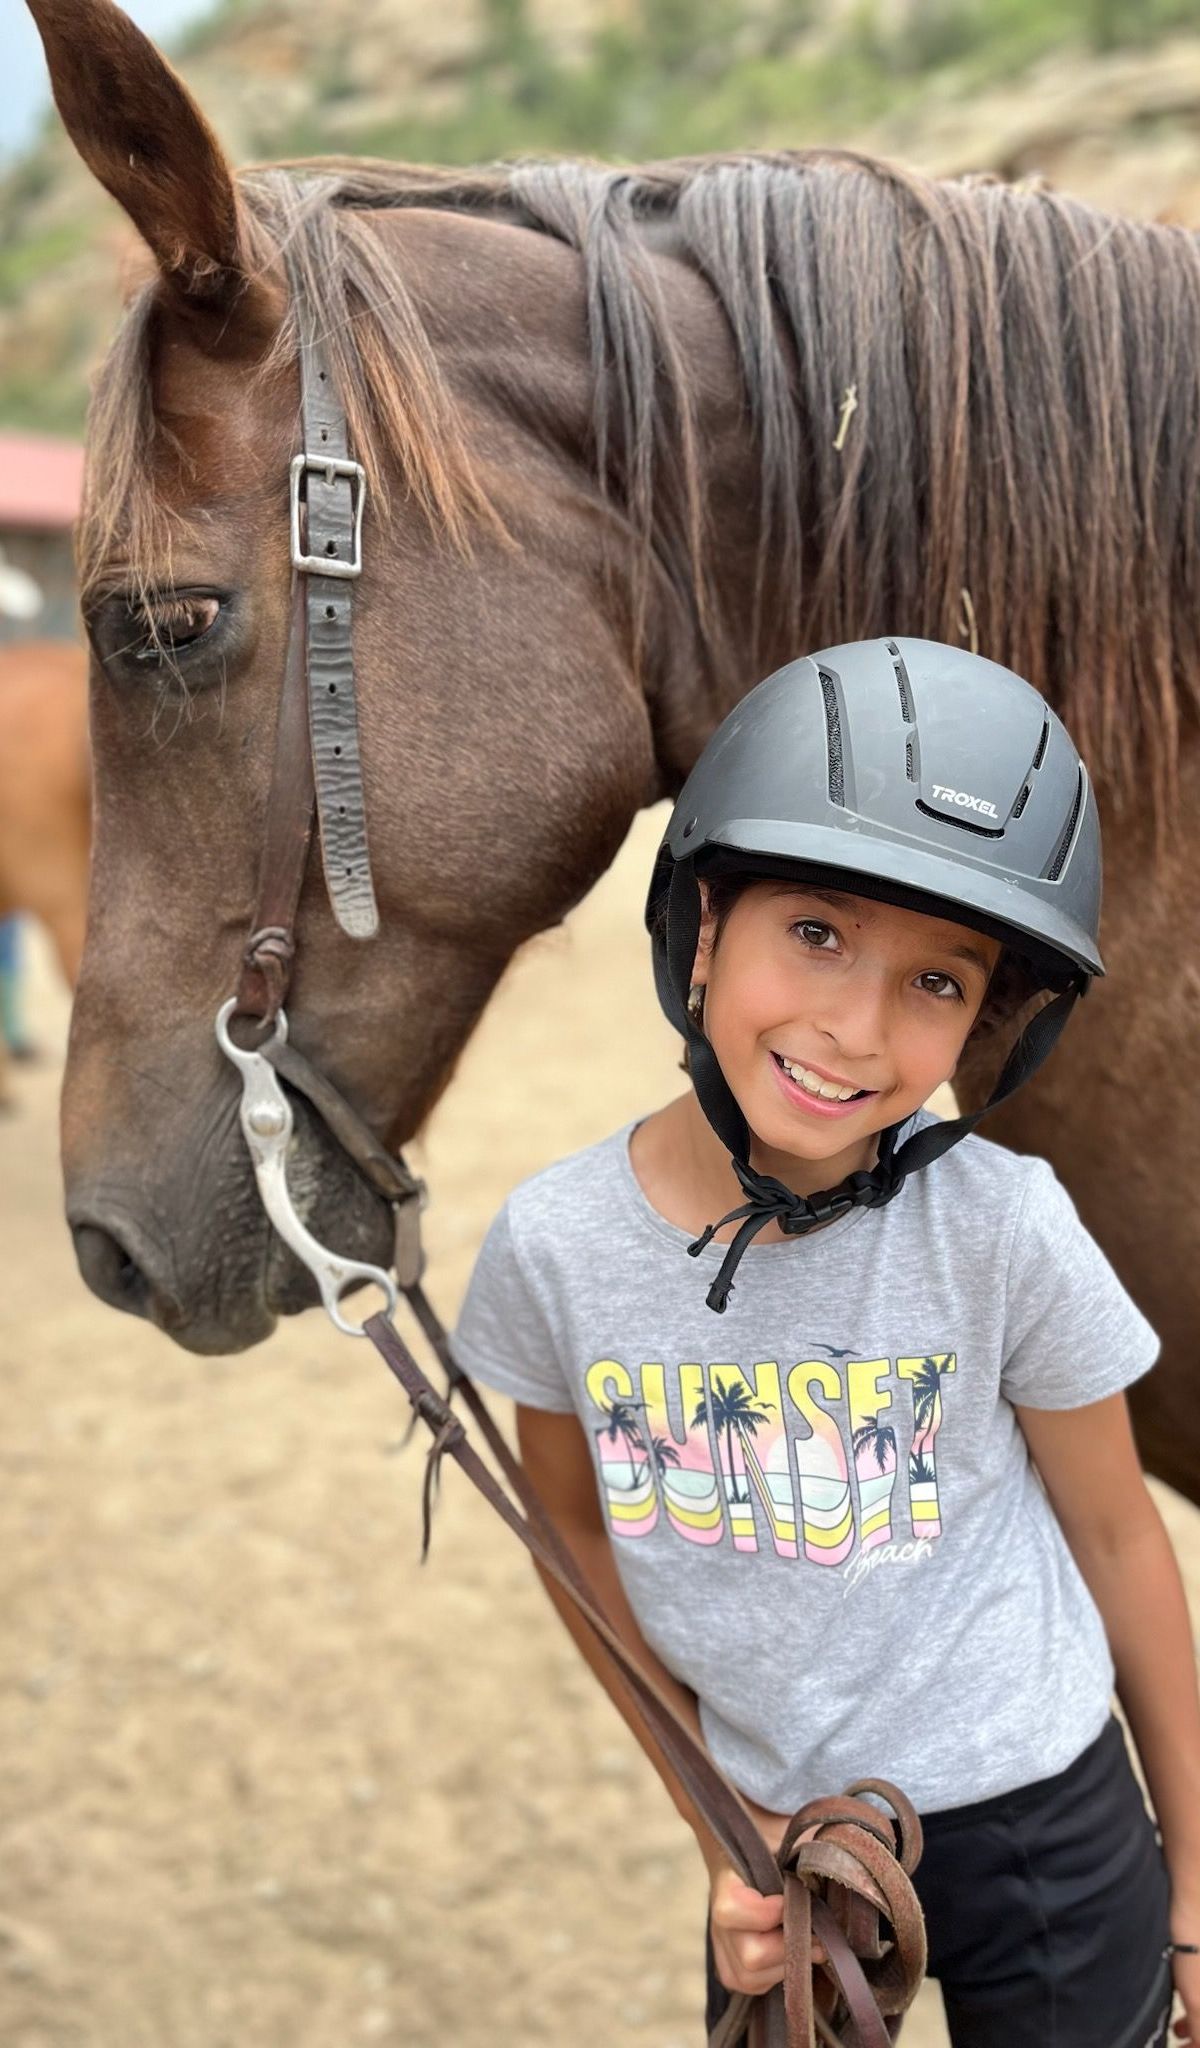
[218,270,427,1291]
[213,249,927,2048]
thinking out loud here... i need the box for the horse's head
[31,0,669,1350]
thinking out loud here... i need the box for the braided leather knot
[415,1389,466,1564]
[241,925,296,1023]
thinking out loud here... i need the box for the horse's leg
[958,751,1200,1505]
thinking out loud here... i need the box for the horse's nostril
[71,1222,153,1318]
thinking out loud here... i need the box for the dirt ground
[2,805,1197,2048]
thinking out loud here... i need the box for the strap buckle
[289,453,367,579]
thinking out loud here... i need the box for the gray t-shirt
[454,1113,1159,1814]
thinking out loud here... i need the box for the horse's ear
[26,0,281,336]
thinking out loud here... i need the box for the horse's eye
[88,586,241,698]
[129,593,222,662]
[88,588,232,684]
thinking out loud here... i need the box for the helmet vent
[891,649,915,727]
[1032,717,1050,771]
[818,668,845,805]
[905,739,916,782]
[915,800,1004,840]
[1012,782,1032,819]
[1044,767,1084,881]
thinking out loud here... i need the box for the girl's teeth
[780,1058,859,1102]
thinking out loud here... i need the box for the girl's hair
[689,868,1047,1052]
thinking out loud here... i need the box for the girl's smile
[768,1049,878,1118]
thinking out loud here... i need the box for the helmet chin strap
[656,855,1083,1313]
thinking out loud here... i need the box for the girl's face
[691,880,1001,1182]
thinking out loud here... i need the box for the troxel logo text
[930,785,1000,819]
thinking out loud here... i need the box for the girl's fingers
[714,1928,830,1995]
[719,1964,786,1997]
[710,1874,785,1932]
[729,1929,786,1975]
[713,1941,785,1996]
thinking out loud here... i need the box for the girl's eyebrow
[769,883,994,977]
[941,939,996,977]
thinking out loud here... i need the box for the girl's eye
[792,919,837,950]
[917,972,964,1002]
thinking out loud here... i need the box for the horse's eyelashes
[89,589,234,690]
[130,593,221,657]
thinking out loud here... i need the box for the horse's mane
[82,149,1200,819]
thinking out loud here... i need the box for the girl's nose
[812,970,891,1063]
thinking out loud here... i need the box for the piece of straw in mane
[75,149,1200,830]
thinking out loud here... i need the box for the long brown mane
[82,148,1200,819]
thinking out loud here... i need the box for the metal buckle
[289,453,367,579]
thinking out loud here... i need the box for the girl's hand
[709,1862,787,1998]
[707,1797,826,1998]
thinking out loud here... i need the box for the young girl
[453,637,1200,2046]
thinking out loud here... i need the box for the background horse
[0,638,90,1102]
[27,0,1200,1497]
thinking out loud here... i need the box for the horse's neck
[629,237,808,778]
[384,200,803,792]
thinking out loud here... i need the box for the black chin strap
[657,854,1083,1313]
[687,1136,902,1312]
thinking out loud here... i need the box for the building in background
[0,431,82,645]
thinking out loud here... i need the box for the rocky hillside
[3,0,1200,432]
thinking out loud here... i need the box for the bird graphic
[812,1343,859,1359]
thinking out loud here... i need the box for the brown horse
[26,1,1200,1497]
[0,638,90,1099]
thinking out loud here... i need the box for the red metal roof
[0,432,84,531]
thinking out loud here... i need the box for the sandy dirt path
[2,805,1196,2048]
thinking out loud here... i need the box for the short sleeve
[452,1203,575,1413]
[1001,1158,1160,1409]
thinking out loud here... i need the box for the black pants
[704,1716,1173,2046]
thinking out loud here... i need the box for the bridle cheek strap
[292,283,378,943]
[235,255,378,1030]
[230,248,419,1273]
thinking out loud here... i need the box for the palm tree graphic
[600,1400,648,1489]
[692,1376,775,1506]
[909,1447,936,1486]
[852,1415,898,1473]
[649,1437,682,1479]
[909,1356,952,1435]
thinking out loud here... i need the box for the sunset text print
[583,1353,957,1563]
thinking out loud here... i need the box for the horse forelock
[77,148,1200,826]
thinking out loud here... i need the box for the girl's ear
[27,0,283,342]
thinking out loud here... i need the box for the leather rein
[213,258,927,2048]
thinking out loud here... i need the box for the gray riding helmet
[645,637,1103,1312]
